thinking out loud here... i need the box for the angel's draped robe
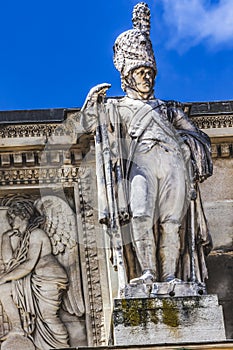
[8,228,69,350]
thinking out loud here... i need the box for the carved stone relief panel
[0,112,113,348]
[0,188,88,350]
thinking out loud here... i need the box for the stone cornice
[0,104,232,162]
[184,100,233,116]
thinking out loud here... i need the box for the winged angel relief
[0,194,84,350]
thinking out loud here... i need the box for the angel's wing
[35,195,85,317]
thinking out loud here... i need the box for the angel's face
[9,213,29,233]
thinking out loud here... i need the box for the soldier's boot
[159,222,181,282]
[130,217,157,284]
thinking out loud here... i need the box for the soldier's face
[131,67,155,94]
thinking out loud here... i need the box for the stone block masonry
[113,295,226,345]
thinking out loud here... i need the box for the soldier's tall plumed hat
[113,2,157,80]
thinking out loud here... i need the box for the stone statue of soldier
[81,2,213,287]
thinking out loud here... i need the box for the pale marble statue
[0,195,84,349]
[81,3,213,288]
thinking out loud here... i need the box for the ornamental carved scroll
[0,194,84,350]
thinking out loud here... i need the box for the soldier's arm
[80,83,111,133]
[167,103,197,132]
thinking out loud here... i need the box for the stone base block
[113,295,226,345]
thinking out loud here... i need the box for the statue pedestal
[123,280,207,298]
[113,295,226,345]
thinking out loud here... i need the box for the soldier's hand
[81,83,111,111]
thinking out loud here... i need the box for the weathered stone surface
[1,334,35,350]
[203,201,233,250]
[200,158,233,251]
[113,295,226,345]
[206,252,233,339]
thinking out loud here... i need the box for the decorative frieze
[191,114,233,130]
[0,166,79,186]
[0,124,59,139]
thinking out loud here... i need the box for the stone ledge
[58,341,233,349]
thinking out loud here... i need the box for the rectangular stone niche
[113,295,226,345]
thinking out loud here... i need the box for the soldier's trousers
[129,144,190,281]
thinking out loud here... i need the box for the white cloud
[160,0,233,50]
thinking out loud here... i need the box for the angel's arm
[0,230,42,284]
[1,230,15,264]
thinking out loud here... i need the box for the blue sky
[0,0,233,111]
